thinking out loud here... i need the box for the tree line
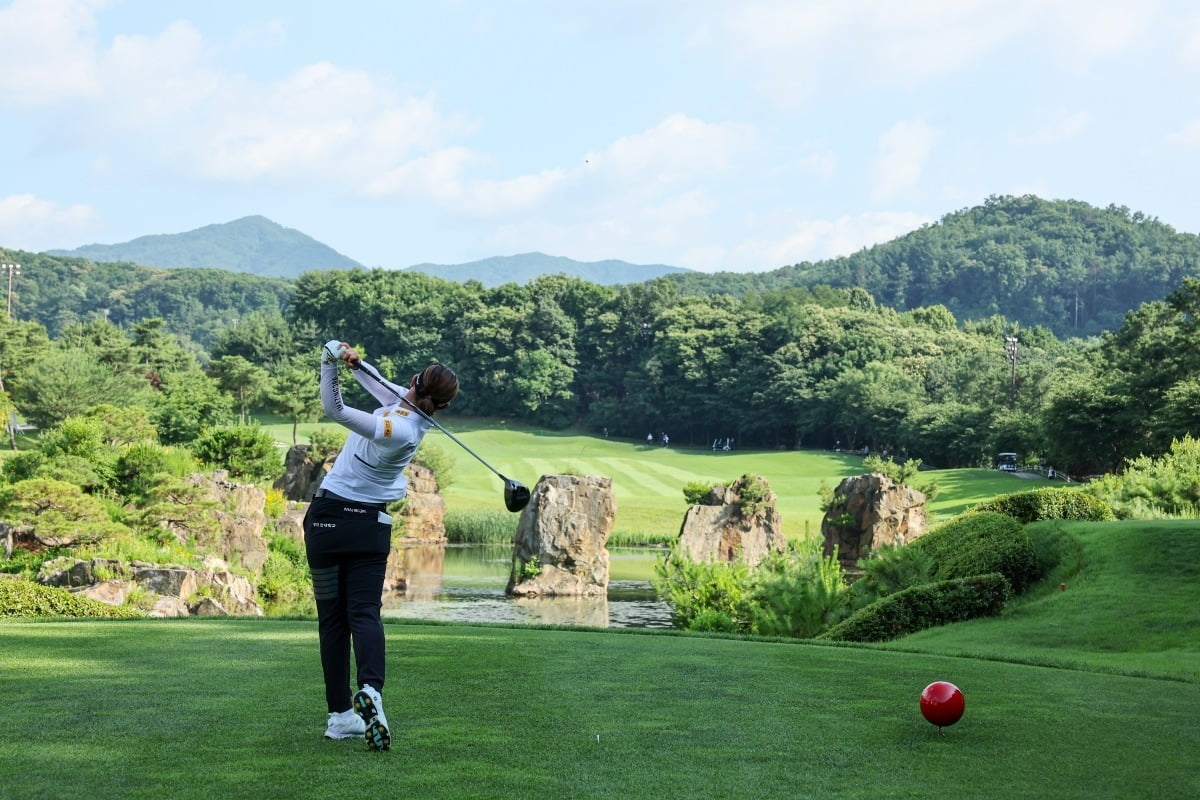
[1,261,1197,478]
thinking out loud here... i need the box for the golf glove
[322,339,347,365]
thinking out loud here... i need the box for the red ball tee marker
[920,681,965,730]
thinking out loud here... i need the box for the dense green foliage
[0,578,143,617]
[3,194,1200,478]
[191,425,284,482]
[669,195,1200,338]
[653,542,847,636]
[1085,435,1200,518]
[910,512,1041,593]
[818,573,1011,643]
[971,487,1115,523]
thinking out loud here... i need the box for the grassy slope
[259,417,1040,540]
[877,520,1200,682]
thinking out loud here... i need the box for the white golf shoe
[324,708,367,740]
[352,684,391,751]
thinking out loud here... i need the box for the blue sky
[1,1,1198,273]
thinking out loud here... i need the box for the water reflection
[381,543,673,629]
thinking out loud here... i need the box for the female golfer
[305,339,459,750]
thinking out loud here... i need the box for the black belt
[312,488,388,510]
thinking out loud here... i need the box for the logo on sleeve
[383,419,393,438]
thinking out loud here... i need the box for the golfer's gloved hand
[322,339,347,365]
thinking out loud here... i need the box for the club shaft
[355,361,508,481]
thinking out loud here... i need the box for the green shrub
[653,541,848,637]
[1,452,43,484]
[308,428,346,463]
[743,544,848,638]
[971,487,1115,523]
[682,481,716,505]
[910,511,1041,594]
[0,579,144,618]
[1084,435,1200,518]
[191,425,283,482]
[412,440,456,490]
[737,474,772,517]
[112,441,197,502]
[257,532,313,616]
[862,455,940,500]
[652,550,753,631]
[849,544,935,611]
[818,573,1011,642]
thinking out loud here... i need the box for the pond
[381,543,674,629]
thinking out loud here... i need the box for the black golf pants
[303,494,393,713]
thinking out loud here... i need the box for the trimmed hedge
[0,579,143,618]
[971,487,1115,524]
[910,511,1041,593]
[818,572,1011,642]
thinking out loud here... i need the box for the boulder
[274,444,335,501]
[184,472,269,574]
[274,508,307,547]
[820,473,928,571]
[398,463,447,541]
[78,579,128,606]
[37,557,127,588]
[676,475,785,566]
[148,596,190,618]
[507,474,616,597]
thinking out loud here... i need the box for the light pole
[2,263,19,317]
[1004,336,1019,405]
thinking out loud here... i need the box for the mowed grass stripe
[594,458,684,497]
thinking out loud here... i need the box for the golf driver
[348,356,531,512]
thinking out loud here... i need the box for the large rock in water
[397,463,446,541]
[675,474,785,566]
[821,473,927,571]
[507,475,616,597]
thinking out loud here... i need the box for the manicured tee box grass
[1,618,1195,800]
[265,417,1042,541]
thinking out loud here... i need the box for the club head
[504,479,530,513]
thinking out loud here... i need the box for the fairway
[262,418,1044,540]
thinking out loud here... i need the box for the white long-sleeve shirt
[317,360,431,504]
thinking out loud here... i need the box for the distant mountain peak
[46,216,361,278]
[405,252,692,287]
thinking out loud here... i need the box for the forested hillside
[0,250,292,346]
[47,216,360,278]
[668,195,1200,338]
[3,194,1199,477]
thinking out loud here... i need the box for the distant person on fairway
[304,339,459,750]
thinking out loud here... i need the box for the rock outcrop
[183,471,269,574]
[274,444,335,501]
[396,463,446,542]
[675,474,785,566]
[507,474,616,597]
[36,556,264,617]
[820,473,928,571]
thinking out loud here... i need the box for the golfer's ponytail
[413,364,459,416]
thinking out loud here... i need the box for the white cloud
[1166,121,1200,147]
[726,210,931,269]
[696,0,1158,103]
[0,194,99,252]
[872,120,939,202]
[586,114,757,190]
[0,0,106,105]
[1183,14,1200,66]
[1009,111,1091,146]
